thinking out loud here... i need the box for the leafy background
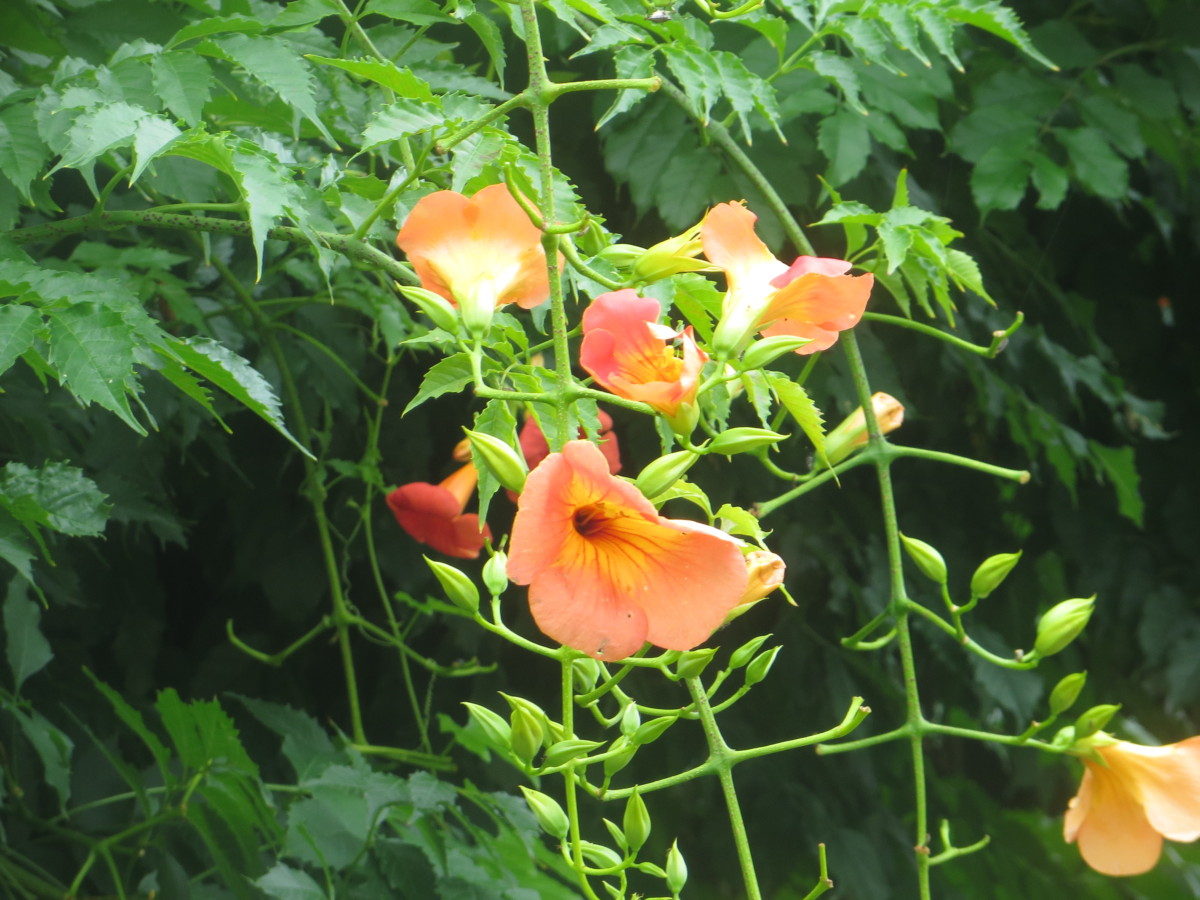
[1,0,1199,896]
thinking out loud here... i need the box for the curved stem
[863,311,1024,358]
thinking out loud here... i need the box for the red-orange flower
[507,440,749,661]
[395,184,549,333]
[519,409,621,474]
[1065,734,1200,876]
[701,201,874,356]
[579,290,707,432]
[387,463,491,559]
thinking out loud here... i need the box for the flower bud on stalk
[462,702,511,748]
[629,221,715,285]
[623,789,652,853]
[509,706,544,765]
[970,550,1022,600]
[744,645,781,686]
[634,450,699,499]
[899,533,948,585]
[520,787,569,839]
[824,392,905,465]
[666,841,688,893]
[482,551,508,596]
[424,557,480,613]
[675,648,717,679]
[463,429,528,493]
[1048,672,1088,717]
[741,335,812,370]
[707,427,788,455]
[1033,596,1096,657]
[1073,703,1121,740]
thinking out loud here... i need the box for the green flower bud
[1047,671,1087,717]
[634,450,700,499]
[707,427,788,456]
[462,702,511,749]
[674,648,717,680]
[579,841,623,869]
[572,656,601,692]
[1033,596,1096,658]
[729,633,772,670]
[620,703,641,736]
[482,551,509,596]
[425,557,480,613]
[744,645,781,686]
[597,243,645,268]
[396,284,460,334]
[543,738,605,767]
[632,716,675,747]
[970,550,1022,600]
[740,335,812,370]
[463,428,528,493]
[1073,703,1120,740]
[623,789,652,853]
[666,840,688,894]
[604,735,637,777]
[520,787,569,839]
[899,533,948,585]
[509,706,544,765]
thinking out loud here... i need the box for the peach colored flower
[387,462,491,559]
[507,440,750,661]
[519,409,621,475]
[737,550,786,606]
[395,184,550,333]
[579,290,707,433]
[1065,734,1200,876]
[701,201,874,356]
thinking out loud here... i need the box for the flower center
[572,503,609,537]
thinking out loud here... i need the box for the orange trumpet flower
[395,184,550,333]
[386,462,491,559]
[579,290,707,434]
[701,201,874,356]
[507,440,750,661]
[1064,734,1200,876]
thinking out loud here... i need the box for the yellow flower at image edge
[1065,734,1200,876]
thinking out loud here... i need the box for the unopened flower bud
[1073,703,1120,740]
[397,283,460,334]
[900,533,948,585]
[623,789,652,852]
[1048,672,1087,717]
[520,787,569,838]
[634,450,699,499]
[462,702,510,749]
[482,551,509,596]
[744,645,781,686]
[509,706,544,765]
[620,703,641,736]
[604,735,638,777]
[666,840,688,893]
[1033,596,1096,658]
[707,427,787,455]
[675,648,717,679]
[572,656,600,691]
[425,557,480,613]
[729,633,772,670]
[629,223,714,285]
[824,392,905,465]
[970,551,1022,600]
[463,429,528,493]
[741,335,812,370]
[631,716,674,746]
[543,738,605,767]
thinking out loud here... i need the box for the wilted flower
[701,201,874,356]
[737,550,786,607]
[387,462,491,559]
[1065,733,1200,876]
[507,440,750,661]
[579,290,707,434]
[824,392,905,465]
[395,184,551,334]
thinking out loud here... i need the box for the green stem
[901,600,1036,670]
[863,311,1024,358]
[562,659,601,900]
[891,445,1030,483]
[685,676,761,900]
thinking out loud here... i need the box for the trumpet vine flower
[701,201,874,356]
[395,183,550,334]
[579,290,707,434]
[1065,733,1200,876]
[508,440,750,661]
[387,462,491,559]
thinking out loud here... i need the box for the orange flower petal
[508,441,749,660]
[387,482,491,559]
[757,271,874,354]
[1073,759,1164,876]
[1117,738,1200,842]
[395,184,550,313]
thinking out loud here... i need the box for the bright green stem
[562,658,602,900]
[863,311,1025,358]
[842,331,931,899]
[685,676,761,900]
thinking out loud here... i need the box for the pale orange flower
[507,440,750,661]
[737,550,786,606]
[1064,734,1200,876]
[579,290,707,433]
[395,184,550,333]
[387,462,491,559]
[824,392,905,465]
[701,201,874,356]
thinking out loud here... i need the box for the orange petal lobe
[1118,738,1200,842]
[1074,759,1164,876]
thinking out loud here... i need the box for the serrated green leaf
[0,304,40,376]
[970,144,1031,212]
[362,99,446,149]
[0,103,48,200]
[84,668,173,783]
[0,512,35,585]
[404,353,475,414]
[812,52,866,114]
[306,55,434,100]
[712,50,781,144]
[1030,154,1068,210]
[1057,127,1128,201]
[130,115,183,183]
[596,46,653,130]
[3,583,51,693]
[6,702,73,805]
[46,303,145,434]
[233,694,338,780]
[817,109,870,186]
[914,7,963,71]
[256,864,326,900]
[273,0,341,28]
[156,688,257,775]
[768,373,826,465]
[49,102,149,174]
[0,461,110,537]
[168,15,265,48]
[465,11,506,83]
[946,2,1057,70]
[366,0,456,25]
[211,33,331,140]
[716,503,766,543]
[471,398,518,522]
[877,4,930,66]
[1090,442,1143,526]
[151,52,213,126]
[662,44,721,124]
[878,221,911,273]
[944,248,992,303]
[160,336,311,457]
